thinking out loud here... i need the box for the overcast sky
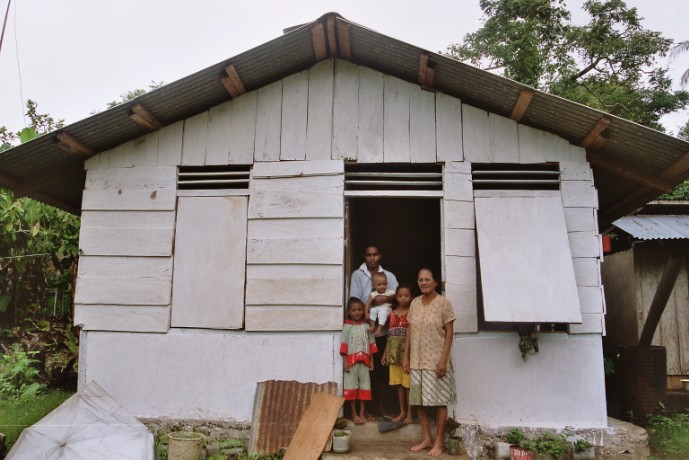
[1,0,688,137]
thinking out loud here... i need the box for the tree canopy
[446,0,689,131]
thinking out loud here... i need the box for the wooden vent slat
[178,165,251,190]
[472,163,560,190]
[344,164,442,192]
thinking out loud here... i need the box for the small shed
[2,13,689,430]
[603,202,689,390]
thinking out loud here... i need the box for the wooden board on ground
[283,392,344,460]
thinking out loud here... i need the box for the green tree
[446,0,689,131]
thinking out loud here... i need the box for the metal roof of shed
[1,12,689,228]
[613,215,689,240]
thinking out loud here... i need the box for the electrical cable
[0,0,11,54]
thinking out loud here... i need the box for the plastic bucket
[168,431,205,460]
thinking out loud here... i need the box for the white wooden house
[3,13,689,430]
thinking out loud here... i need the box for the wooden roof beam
[56,132,93,156]
[311,23,327,60]
[510,89,534,121]
[580,117,611,150]
[129,103,162,131]
[336,20,351,59]
[418,53,436,90]
[587,152,673,193]
[220,64,246,98]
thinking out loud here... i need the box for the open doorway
[346,198,442,296]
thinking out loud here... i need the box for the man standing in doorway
[350,245,398,417]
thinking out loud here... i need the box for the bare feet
[403,416,414,424]
[391,413,406,423]
[428,442,445,457]
[410,439,433,452]
[353,415,366,425]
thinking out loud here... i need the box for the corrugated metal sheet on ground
[248,380,338,455]
[613,215,689,240]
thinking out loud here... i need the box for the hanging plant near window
[518,325,539,362]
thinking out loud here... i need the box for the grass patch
[0,390,73,451]
[648,410,689,459]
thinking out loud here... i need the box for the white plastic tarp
[6,380,154,459]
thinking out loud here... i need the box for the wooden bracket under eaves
[56,132,93,156]
[129,103,162,131]
[418,53,436,91]
[311,15,351,61]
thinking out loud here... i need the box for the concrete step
[322,419,469,459]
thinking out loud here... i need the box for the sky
[1,0,688,136]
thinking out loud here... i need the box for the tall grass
[0,390,72,451]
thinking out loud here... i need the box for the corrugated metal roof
[1,12,689,228]
[613,215,689,240]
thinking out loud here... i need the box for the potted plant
[446,416,461,455]
[331,429,351,454]
[571,438,595,460]
[506,428,533,460]
[522,432,569,460]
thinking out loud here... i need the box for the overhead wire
[12,0,24,125]
[0,0,11,54]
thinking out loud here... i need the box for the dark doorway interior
[347,198,442,296]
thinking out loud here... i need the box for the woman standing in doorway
[403,267,456,457]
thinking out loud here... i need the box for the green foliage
[506,427,527,445]
[0,343,46,398]
[102,80,165,110]
[445,0,689,131]
[0,389,72,451]
[518,325,539,362]
[647,408,689,458]
[522,432,569,458]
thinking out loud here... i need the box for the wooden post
[638,242,689,348]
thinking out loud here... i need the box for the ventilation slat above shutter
[177,165,251,191]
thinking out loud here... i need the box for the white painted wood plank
[85,166,177,189]
[181,111,208,165]
[474,195,582,322]
[246,277,342,306]
[79,227,174,257]
[280,71,309,160]
[568,232,601,258]
[410,87,437,163]
[84,152,103,171]
[357,67,384,163]
[81,188,176,211]
[248,218,343,239]
[444,228,476,257]
[564,207,597,233]
[568,313,604,334]
[332,59,359,160]
[77,256,172,278]
[436,93,463,162]
[247,237,343,265]
[176,189,249,197]
[474,189,561,199]
[561,181,599,208]
[229,91,258,164]
[462,104,490,162]
[561,145,593,181]
[573,258,601,287]
[75,276,171,305]
[104,141,136,168]
[489,113,519,163]
[80,210,175,229]
[171,196,248,329]
[250,175,343,194]
[444,161,471,174]
[157,121,184,166]
[306,59,334,160]
[383,76,412,163]
[131,132,159,167]
[245,306,342,331]
[248,191,343,219]
[443,200,475,229]
[578,285,605,314]
[206,100,233,165]
[74,305,170,332]
[517,124,547,163]
[251,159,343,179]
[254,81,283,162]
[444,172,473,202]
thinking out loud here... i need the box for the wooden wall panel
[357,67,384,163]
[181,111,208,165]
[306,59,334,160]
[206,100,233,165]
[229,91,258,164]
[280,71,309,160]
[383,76,412,162]
[157,121,184,166]
[247,237,342,265]
[76,277,171,306]
[255,81,283,162]
[444,256,478,333]
[245,306,343,331]
[462,104,490,163]
[410,88,437,163]
[74,305,170,332]
[332,60,359,160]
[436,93,463,162]
[489,114,519,163]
